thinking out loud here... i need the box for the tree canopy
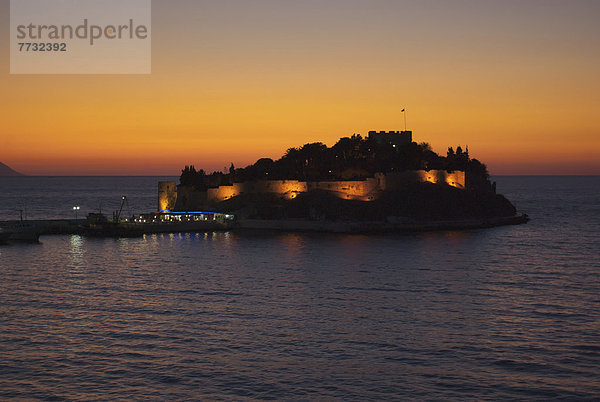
[180,135,489,189]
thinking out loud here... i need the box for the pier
[1,212,529,241]
[0,219,86,235]
[0,210,236,239]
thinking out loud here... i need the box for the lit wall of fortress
[159,170,465,212]
[158,181,178,212]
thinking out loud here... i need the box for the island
[158,130,528,233]
[0,162,24,177]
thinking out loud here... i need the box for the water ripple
[0,177,599,399]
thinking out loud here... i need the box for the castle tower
[368,130,413,147]
[158,181,177,212]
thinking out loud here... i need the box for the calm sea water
[0,176,599,400]
[0,176,178,221]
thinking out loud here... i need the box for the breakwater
[1,213,529,238]
[0,219,86,235]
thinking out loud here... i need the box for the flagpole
[402,108,407,131]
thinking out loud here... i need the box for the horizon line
[3,174,600,178]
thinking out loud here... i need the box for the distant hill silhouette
[0,162,24,176]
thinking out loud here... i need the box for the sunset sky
[1,0,599,176]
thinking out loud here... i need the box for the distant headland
[158,131,528,232]
[0,162,24,177]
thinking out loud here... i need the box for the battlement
[368,130,413,146]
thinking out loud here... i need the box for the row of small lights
[71,207,236,222]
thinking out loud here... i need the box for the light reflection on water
[0,176,599,399]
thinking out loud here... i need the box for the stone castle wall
[380,170,465,190]
[307,178,381,201]
[158,181,178,211]
[159,170,466,211]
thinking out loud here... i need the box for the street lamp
[73,206,80,220]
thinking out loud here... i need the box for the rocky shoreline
[236,213,530,234]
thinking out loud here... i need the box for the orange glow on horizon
[1,1,599,176]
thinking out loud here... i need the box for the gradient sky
[1,0,599,175]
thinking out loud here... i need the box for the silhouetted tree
[180,134,493,191]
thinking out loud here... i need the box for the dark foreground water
[0,176,599,399]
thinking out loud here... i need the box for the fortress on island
[159,169,465,212]
[158,130,468,213]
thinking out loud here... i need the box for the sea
[0,176,598,400]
